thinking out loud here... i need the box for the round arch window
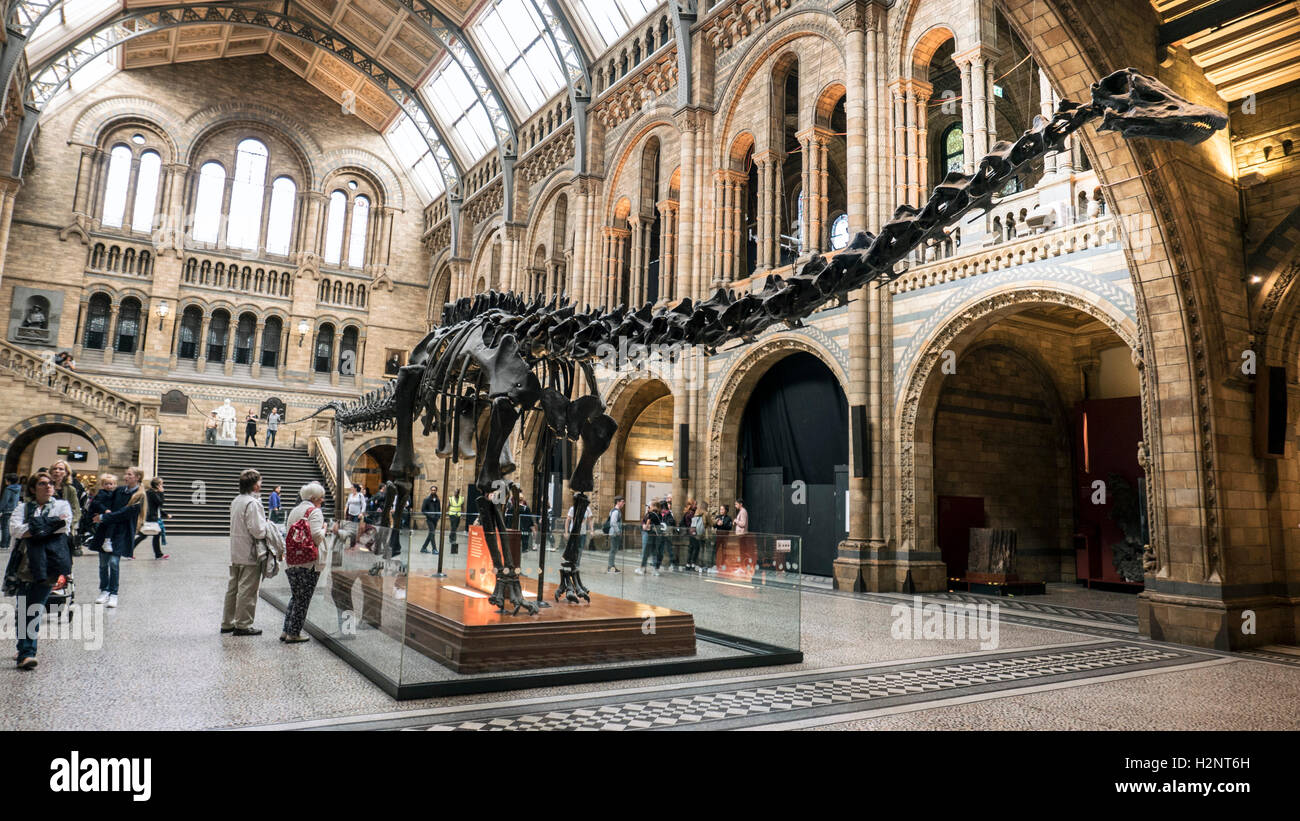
[830,214,849,250]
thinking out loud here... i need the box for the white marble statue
[214,399,237,441]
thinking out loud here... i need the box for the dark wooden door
[937,495,985,578]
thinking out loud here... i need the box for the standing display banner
[466,525,532,597]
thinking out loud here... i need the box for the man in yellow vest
[447,490,464,554]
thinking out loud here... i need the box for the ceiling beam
[1158,0,1289,46]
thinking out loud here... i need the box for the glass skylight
[384,114,445,204]
[423,54,495,164]
[567,0,659,54]
[471,0,565,115]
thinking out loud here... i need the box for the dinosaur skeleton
[305,69,1225,615]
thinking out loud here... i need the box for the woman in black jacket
[4,472,73,669]
[131,477,169,559]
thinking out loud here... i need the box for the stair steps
[156,441,333,536]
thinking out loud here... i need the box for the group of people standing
[203,407,282,447]
[627,498,748,576]
[2,460,171,670]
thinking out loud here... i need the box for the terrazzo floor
[2,537,1296,731]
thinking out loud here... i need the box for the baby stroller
[46,570,75,621]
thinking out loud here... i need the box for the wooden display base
[331,569,696,674]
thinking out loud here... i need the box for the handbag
[139,521,161,536]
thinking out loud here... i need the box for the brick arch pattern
[895,288,1140,566]
[69,96,186,157]
[713,10,846,166]
[180,103,323,190]
[0,414,114,470]
[346,436,398,476]
[318,148,406,211]
[707,334,848,509]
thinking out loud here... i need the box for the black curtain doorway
[739,352,848,576]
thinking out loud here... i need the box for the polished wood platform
[330,569,696,674]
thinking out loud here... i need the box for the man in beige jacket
[221,468,270,636]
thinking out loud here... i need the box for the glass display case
[260,518,803,698]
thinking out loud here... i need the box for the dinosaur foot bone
[555,563,591,604]
[490,568,539,616]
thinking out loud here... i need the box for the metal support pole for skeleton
[432,455,450,578]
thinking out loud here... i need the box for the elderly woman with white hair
[281,481,330,643]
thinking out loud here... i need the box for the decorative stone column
[958,57,976,174]
[628,215,644,304]
[102,301,121,364]
[913,82,932,207]
[251,320,265,379]
[891,84,908,211]
[195,312,211,374]
[328,330,340,387]
[674,107,703,301]
[657,200,678,299]
[986,61,998,147]
[835,0,872,591]
[1039,68,1058,177]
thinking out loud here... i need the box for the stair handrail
[0,338,140,427]
[310,435,338,490]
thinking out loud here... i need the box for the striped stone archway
[0,414,115,474]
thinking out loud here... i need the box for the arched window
[265,177,297,256]
[101,145,132,229]
[226,139,269,251]
[339,326,359,376]
[357,285,366,307]
[83,294,111,349]
[114,298,141,353]
[130,151,162,233]
[192,162,226,243]
[348,195,370,268]
[178,306,202,359]
[323,191,347,265]
[830,213,849,250]
[206,310,230,362]
[261,316,283,368]
[942,123,964,173]
[233,313,256,365]
[314,324,335,373]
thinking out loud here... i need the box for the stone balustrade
[0,338,141,427]
[888,215,1119,294]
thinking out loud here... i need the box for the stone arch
[69,96,186,155]
[728,131,755,172]
[181,105,321,190]
[317,148,405,211]
[713,10,846,163]
[895,288,1139,563]
[908,24,959,81]
[602,120,676,222]
[814,82,846,127]
[996,0,1237,593]
[346,435,398,475]
[596,374,677,512]
[707,334,848,508]
[427,261,453,325]
[0,414,115,476]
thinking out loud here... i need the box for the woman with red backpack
[281,481,329,644]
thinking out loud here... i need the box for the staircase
[157,441,334,535]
